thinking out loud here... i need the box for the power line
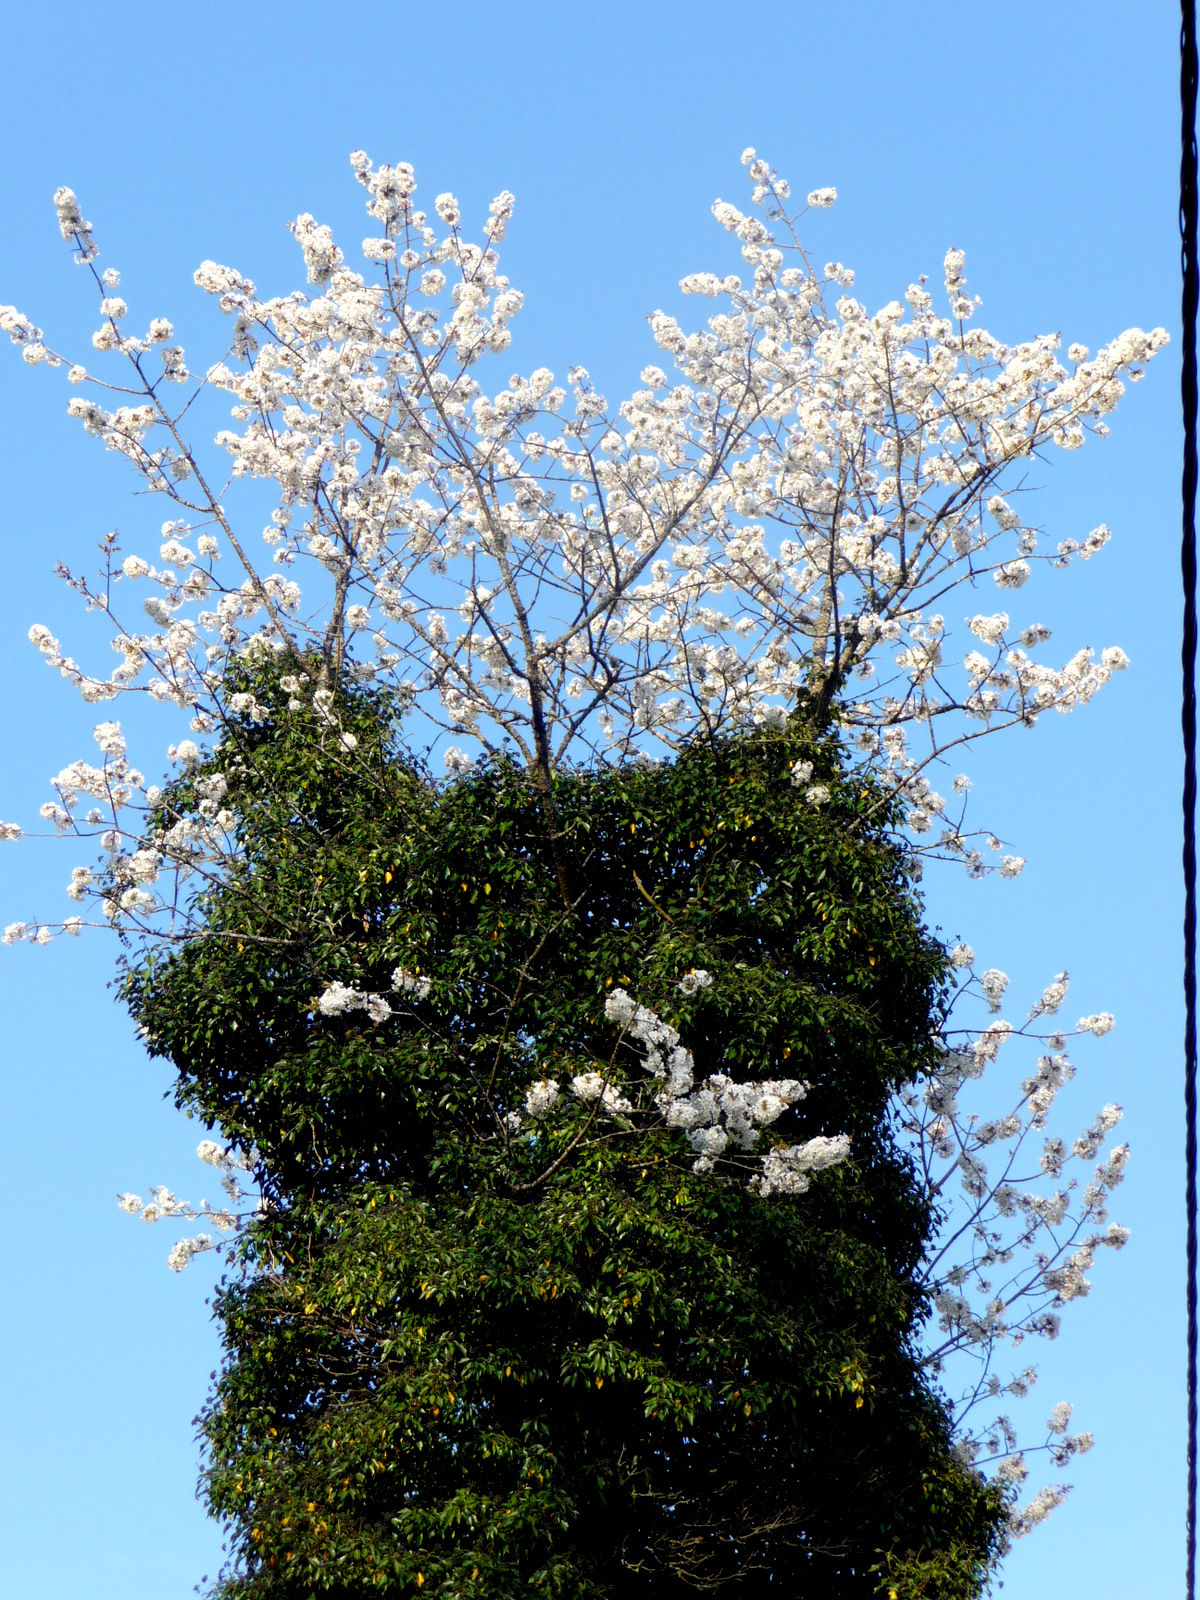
[1181,1,1198,1595]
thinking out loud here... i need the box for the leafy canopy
[122,663,1005,1597]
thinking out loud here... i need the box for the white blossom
[523,1078,560,1118]
[391,966,431,1000]
[1076,1012,1115,1037]
[980,969,1010,1013]
[167,1234,213,1272]
[1009,1483,1070,1537]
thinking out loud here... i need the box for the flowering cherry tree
[0,148,1165,900]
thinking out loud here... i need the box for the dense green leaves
[123,664,1005,1596]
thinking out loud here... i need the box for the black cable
[1182,1,1199,1595]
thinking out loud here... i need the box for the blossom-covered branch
[0,149,1167,923]
[119,1139,257,1271]
[896,962,1128,1540]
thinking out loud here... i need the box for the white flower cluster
[1008,1482,1072,1539]
[1075,1011,1115,1037]
[1028,972,1069,1020]
[167,1234,214,1272]
[2,920,70,945]
[604,985,824,1180]
[523,1077,561,1118]
[567,1070,633,1116]
[758,1133,854,1197]
[316,965,432,1023]
[504,982,850,1198]
[980,968,1010,1013]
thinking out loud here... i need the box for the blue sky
[0,2,1180,1594]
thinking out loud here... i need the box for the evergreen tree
[123,664,1004,1596]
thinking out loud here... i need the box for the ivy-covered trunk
[123,665,1005,1596]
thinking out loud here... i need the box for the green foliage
[123,661,1006,1596]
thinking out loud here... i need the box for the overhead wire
[1181,1,1198,1594]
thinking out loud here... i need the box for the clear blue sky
[0,2,1179,1594]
